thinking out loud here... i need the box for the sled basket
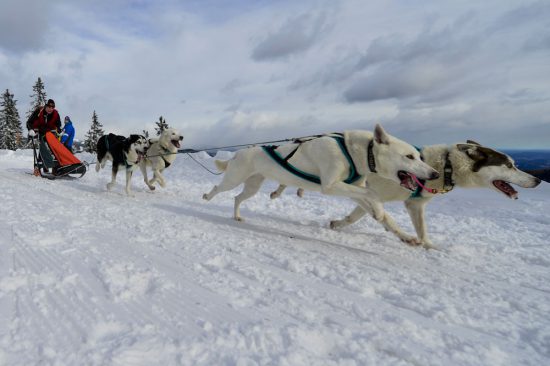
[32,131,87,179]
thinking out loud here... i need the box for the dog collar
[410,148,454,198]
[441,151,454,193]
[367,139,377,173]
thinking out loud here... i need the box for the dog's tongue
[494,180,518,199]
[399,172,417,191]
[173,140,181,149]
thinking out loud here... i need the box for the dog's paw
[329,220,345,230]
[297,188,304,198]
[234,216,244,222]
[401,236,421,246]
[202,193,210,201]
[269,191,280,199]
[147,185,156,191]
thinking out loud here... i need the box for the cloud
[1,0,549,149]
[251,12,332,61]
[0,0,50,53]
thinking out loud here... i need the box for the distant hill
[504,150,550,171]
[525,169,550,183]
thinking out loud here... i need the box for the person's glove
[28,129,36,137]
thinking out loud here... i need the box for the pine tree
[26,77,47,119]
[83,110,104,153]
[0,89,22,150]
[154,116,170,136]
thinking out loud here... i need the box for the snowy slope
[1,149,549,366]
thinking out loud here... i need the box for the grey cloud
[251,12,332,61]
[344,63,451,103]
[0,0,50,53]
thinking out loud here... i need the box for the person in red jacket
[27,99,62,174]
[26,99,62,134]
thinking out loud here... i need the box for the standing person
[26,99,62,173]
[60,116,75,152]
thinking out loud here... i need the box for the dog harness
[410,148,454,198]
[105,136,140,169]
[262,133,362,185]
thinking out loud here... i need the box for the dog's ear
[457,144,487,172]
[466,140,481,146]
[374,124,390,145]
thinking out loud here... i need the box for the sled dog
[203,124,439,234]
[272,141,542,247]
[139,128,183,190]
[95,133,149,195]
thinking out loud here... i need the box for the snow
[1,149,549,366]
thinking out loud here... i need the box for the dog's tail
[214,159,229,172]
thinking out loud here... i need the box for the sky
[1,0,549,149]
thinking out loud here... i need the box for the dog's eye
[406,154,415,160]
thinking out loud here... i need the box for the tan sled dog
[139,128,183,190]
[271,141,542,247]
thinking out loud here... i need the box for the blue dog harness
[262,133,362,185]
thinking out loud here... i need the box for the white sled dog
[139,128,184,190]
[95,133,149,196]
[203,124,440,234]
[271,141,542,247]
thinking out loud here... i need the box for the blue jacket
[61,119,75,148]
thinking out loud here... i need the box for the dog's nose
[534,177,541,186]
[430,171,440,180]
[179,136,183,141]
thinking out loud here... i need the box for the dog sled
[30,131,87,179]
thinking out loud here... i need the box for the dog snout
[179,136,183,141]
[534,177,541,186]
[429,171,440,180]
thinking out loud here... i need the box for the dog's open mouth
[171,139,181,149]
[493,180,518,199]
[137,151,145,162]
[398,171,419,191]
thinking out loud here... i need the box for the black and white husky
[272,141,542,247]
[203,124,439,229]
[95,133,149,196]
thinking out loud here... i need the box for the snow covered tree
[154,116,170,136]
[83,110,104,153]
[26,77,47,119]
[0,89,23,150]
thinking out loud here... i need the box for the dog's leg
[95,159,102,172]
[405,198,433,247]
[379,212,420,246]
[270,184,287,199]
[203,161,250,201]
[106,166,118,191]
[156,170,166,188]
[125,169,134,196]
[140,163,155,191]
[330,205,367,229]
[320,180,384,221]
[234,174,265,221]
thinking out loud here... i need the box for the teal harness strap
[262,134,362,185]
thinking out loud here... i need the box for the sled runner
[30,131,87,179]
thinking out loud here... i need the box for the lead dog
[96,133,149,195]
[272,141,542,247]
[203,124,439,233]
[139,128,184,190]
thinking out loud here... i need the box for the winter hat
[46,99,55,108]
[65,116,71,123]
